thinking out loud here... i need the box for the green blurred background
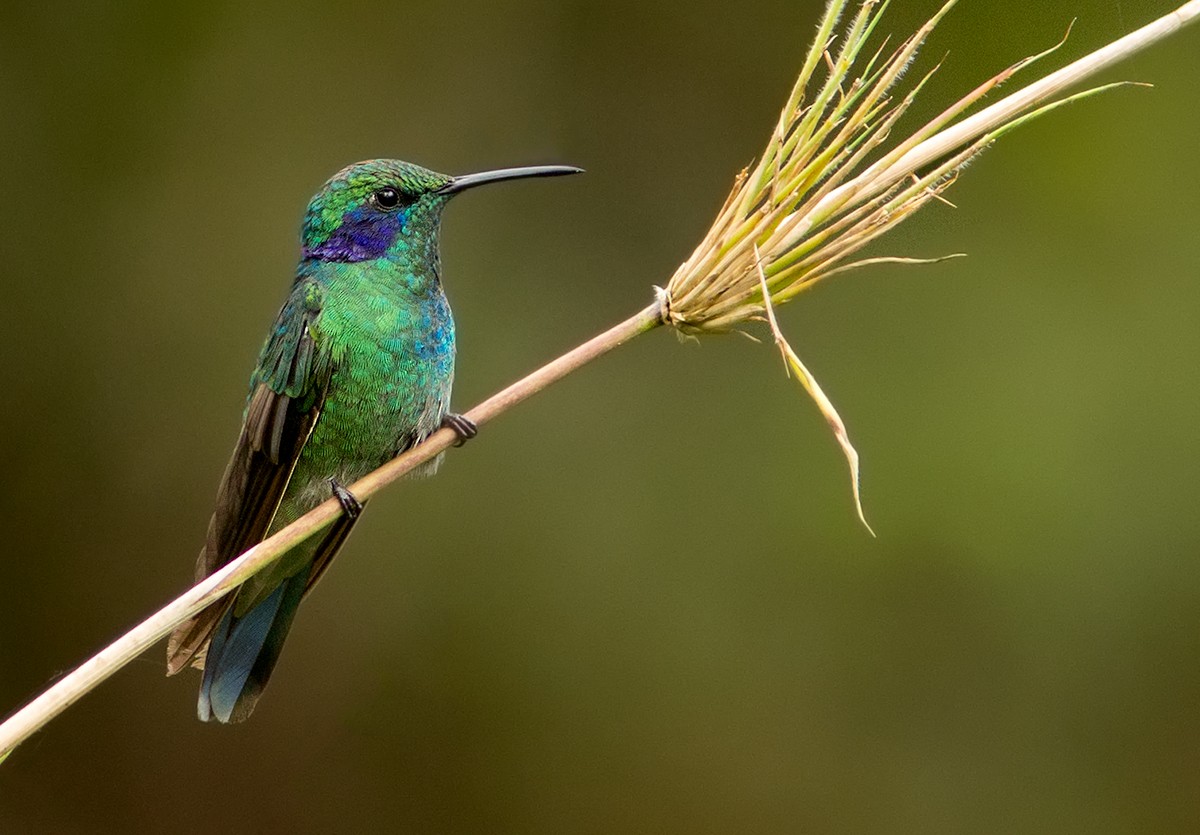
[1,1,1198,832]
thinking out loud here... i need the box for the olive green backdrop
[1,1,1198,832]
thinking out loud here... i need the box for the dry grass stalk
[1,0,1196,763]
[661,0,1190,528]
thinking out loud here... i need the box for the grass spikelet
[661,0,1147,528]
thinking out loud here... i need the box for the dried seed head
[660,0,1149,530]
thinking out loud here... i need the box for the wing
[166,279,331,674]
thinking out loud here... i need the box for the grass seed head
[660,0,1142,530]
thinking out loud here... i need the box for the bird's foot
[329,478,364,520]
[441,413,478,447]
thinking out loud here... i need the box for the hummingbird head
[300,159,582,264]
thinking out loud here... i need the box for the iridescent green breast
[280,262,455,516]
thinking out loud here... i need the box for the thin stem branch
[2,0,1197,764]
[0,303,663,758]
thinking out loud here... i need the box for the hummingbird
[166,158,581,723]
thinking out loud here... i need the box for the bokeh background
[1,1,1198,832]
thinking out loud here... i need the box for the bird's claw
[441,413,478,447]
[329,478,364,520]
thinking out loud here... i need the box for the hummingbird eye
[370,187,402,211]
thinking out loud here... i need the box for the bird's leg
[328,478,364,520]
[441,413,478,447]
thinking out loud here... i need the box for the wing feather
[167,280,331,674]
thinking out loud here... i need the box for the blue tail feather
[198,574,307,723]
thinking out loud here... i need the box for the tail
[197,573,308,723]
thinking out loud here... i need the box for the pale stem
[0,304,663,759]
[2,0,1198,764]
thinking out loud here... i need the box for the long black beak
[437,165,584,195]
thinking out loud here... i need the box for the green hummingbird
[166,158,581,723]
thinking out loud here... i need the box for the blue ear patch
[304,205,406,262]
